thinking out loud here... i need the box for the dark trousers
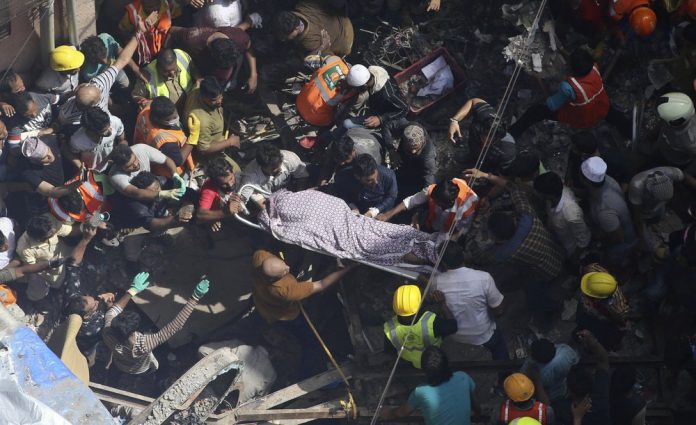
[276,313,325,380]
[482,327,510,360]
[509,103,632,140]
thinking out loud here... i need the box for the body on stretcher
[233,184,425,281]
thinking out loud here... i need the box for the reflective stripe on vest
[145,49,193,98]
[383,311,440,368]
[568,66,605,106]
[314,57,348,105]
[425,178,478,231]
[48,197,84,222]
[501,400,547,424]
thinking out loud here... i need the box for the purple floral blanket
[257,190,440,265]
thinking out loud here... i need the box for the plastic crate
[394,47,466,115]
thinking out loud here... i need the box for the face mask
[163,118,181,129]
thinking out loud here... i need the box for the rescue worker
[377,178,478,233]
[133,96,194,177]
[119,0,181,65]
[35,46,84,98]
[498,373,555,425]
[656,93,696,188]
[47,170,111,225]
[509,48,631,140]
[131,49,196,111]
[383,285,457,369]
[610,0,657,37]
[296,55,354,127]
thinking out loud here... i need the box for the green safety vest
[383,311,442,369]
[145,49,193,98]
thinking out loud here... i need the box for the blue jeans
[482,327,509,360]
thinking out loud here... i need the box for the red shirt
[199,180,224,211]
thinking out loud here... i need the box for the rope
[300,304,358,420]
[368,0,550,423]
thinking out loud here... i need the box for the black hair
[150,96,177,122]
[610,366,637,398]
[274,11,301,40]
[571,131,598,156]
[533,172,564,199]
[58,191,84,215]
[110,310,141,341]
[256,142,283,169]
[422,346,453,386]
[334,136,355,163]
[683,22,696,43]
[157,49,177,67]
[569,48,594,77]
[200,76,223,99]
[66,296,90,315]
[80,106,111,133]
[80,36,107,64]
[431,180,459,207]
[488,212,516,241]
[505,150,540,179]
[110,144,133,168]
[206,156,234,179]
[11,91,34,116]
[530,339,557,364]
[209,38,240,70]
[567,365,594,398]
[440,243,465,269]
[130,171,158,189]
[0,68,20,93]
[0,230,6,247]
[352,154,378,178]
[26,215,54,241]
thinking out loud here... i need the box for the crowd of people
[0,0,696,423]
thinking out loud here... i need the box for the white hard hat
[347,64,370,87]
[657,92,695,126]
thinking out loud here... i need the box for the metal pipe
[65,0,78,46]
[39,0,55,68]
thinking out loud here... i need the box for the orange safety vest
[125,0,173,61]
[48,172,110,223]
[425,178,478,232]
[296,56,353,127]
[610,0,650,20]
[134,108,194,177]
[499,400,549,424]
[557,64,610,129]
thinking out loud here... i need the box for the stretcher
[233,184,424,281]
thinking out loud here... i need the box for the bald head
[261,256,290,280]
[75,84,101,109]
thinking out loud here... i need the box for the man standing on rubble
[251,249,357,379]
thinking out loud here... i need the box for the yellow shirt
[16,216,73,284]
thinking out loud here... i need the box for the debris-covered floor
[12,0,694,422]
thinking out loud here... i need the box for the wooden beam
[236,363,354,412]
[235,407,348,421]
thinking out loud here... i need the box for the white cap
[347,64,370,87]
[581,156,607,183]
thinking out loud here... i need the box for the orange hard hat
[688,0,696,20]
[629,6,656,37]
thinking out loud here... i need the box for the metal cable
[369,0,550,422]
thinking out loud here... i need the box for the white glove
[248,12,263,28]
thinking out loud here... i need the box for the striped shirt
[58,66,119,126]
[102,296,199,374]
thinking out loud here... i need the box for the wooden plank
[235,407,348,421]
[236,363,353,412]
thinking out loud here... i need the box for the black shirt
[15,135,64,217]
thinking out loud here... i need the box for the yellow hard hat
[393,285,421,317]
[503,373,535,402]
[580,272,617,299]
[509,418,542,425]
[50,45,85,71]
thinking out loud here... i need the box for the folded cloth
[258,190,441,265]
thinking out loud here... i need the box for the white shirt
[547,187,590,255]
[193,0,243,28]
[108,144,167,192]
[0,218,16,269]
[239,150,309,203]
[434,266,504,345]
[70,114,124,172]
